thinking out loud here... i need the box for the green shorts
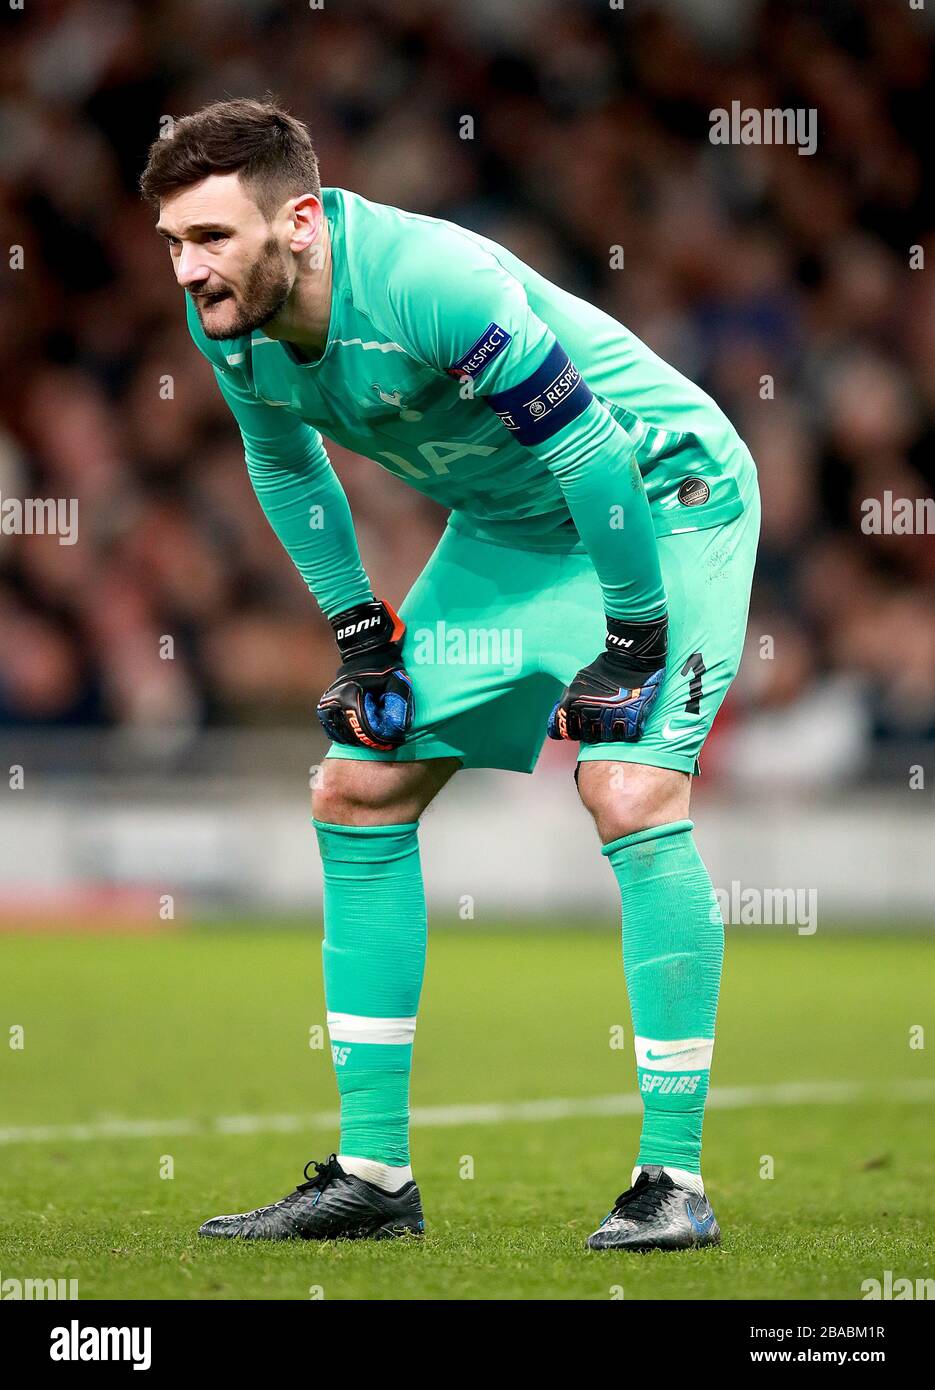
[326,471,760,777]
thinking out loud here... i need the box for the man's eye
[204,232,228,244]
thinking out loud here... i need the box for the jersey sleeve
[209,364,373,620]
[383,231,666,622]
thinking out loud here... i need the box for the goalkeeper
[141,98,759,1253]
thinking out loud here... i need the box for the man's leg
[576,761,722,1189]
[197,753,459,1242]
[307,527,567,1210]
[312,756,460,1192]
[550,468,757,1248]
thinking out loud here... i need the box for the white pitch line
[0,1079,932,1147]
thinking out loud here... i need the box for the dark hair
[139,96,320,216]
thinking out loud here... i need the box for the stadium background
[0,0,933,1304]
[1,0,933,918]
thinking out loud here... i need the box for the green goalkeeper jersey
[186,186,754,622]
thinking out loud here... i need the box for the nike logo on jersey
[661,718,700,740]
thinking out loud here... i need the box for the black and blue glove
[547,614,667,744]
[317,598,413,751]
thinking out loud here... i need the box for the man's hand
[547,614,668,744]
[317,598,414,750]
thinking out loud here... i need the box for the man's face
[157,173,293,340]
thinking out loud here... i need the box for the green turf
[1,926,933,1299]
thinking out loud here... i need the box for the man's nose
[176,246,211,288]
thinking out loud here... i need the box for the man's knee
[575,760,691,844]
[311,756,459,827]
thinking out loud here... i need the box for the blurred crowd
[1,0,933,783]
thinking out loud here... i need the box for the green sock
[313,819,426,1166]
[603,819,723,1175]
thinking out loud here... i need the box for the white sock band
[632,1163,705,1196]
[338,1154,413,1192]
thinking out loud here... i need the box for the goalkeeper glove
[547,614,667,744]
[317,598,414,751]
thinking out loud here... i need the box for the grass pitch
[1,925,932,1300]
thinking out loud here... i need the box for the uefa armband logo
[447,323,512,380]
[486,347,593,446]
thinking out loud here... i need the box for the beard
[193,237,292,340]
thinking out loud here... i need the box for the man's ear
[288,193,322,255]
